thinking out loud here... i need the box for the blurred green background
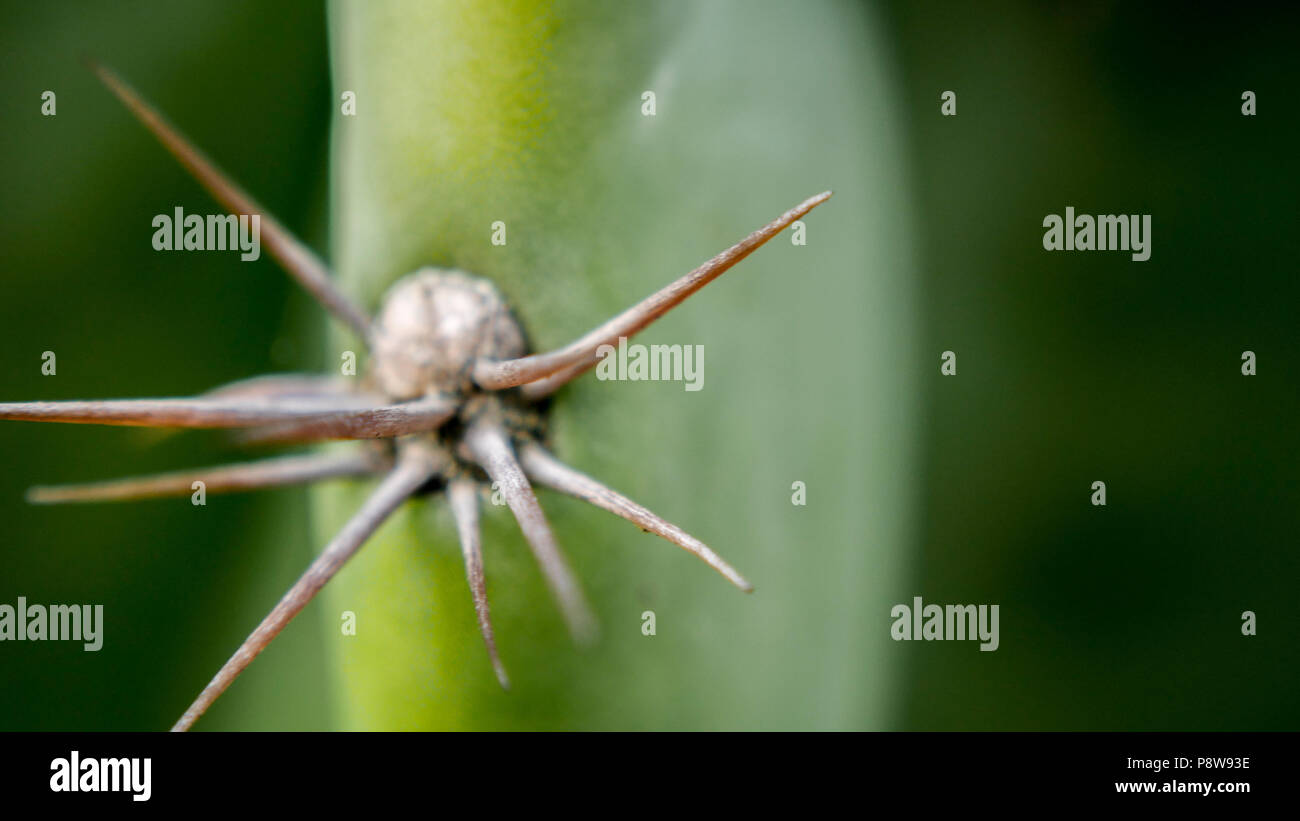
[0,0,1295,730]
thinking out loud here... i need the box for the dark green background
[0,0,1295,729]
[891,2,1298,729]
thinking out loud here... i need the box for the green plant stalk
[317,0,917,729]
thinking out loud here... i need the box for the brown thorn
[473,191,833,393]
[463,421,598,645]
[520,442,754,592]
[0,396,385,429]
[233,394,456,444]
[170,442,439,731]
[85,58,371,339]
[448,479,510,689]
[27,450,386,505]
